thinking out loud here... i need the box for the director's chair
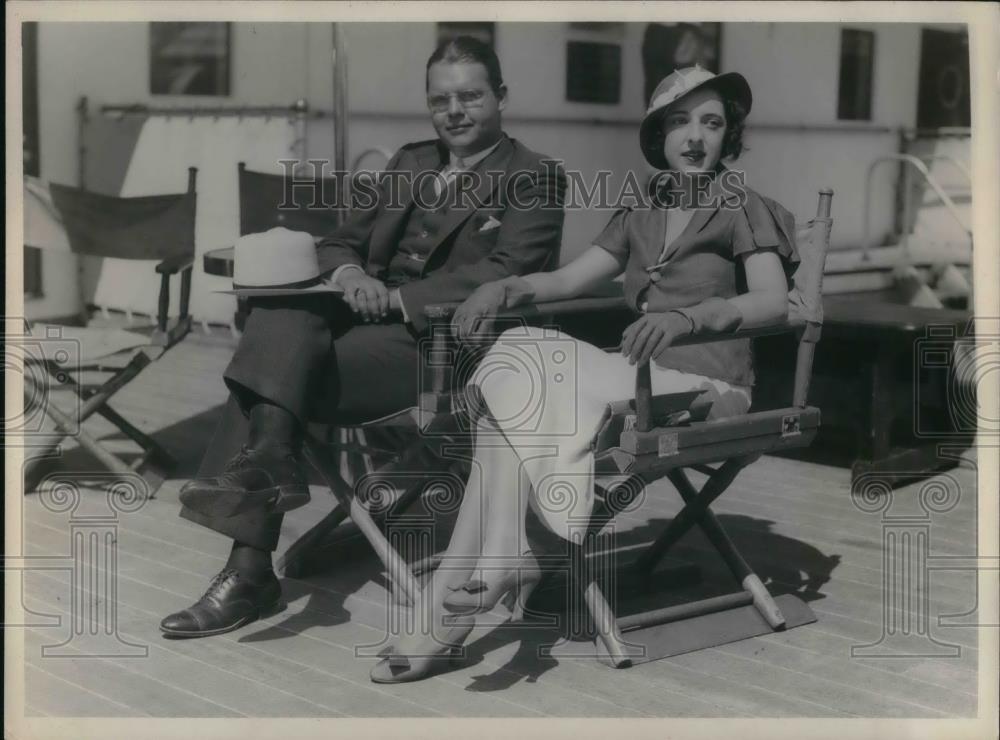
[409,189,834,666]
[21,169,198,494]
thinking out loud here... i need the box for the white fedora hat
[217,227,344,297]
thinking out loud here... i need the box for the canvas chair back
[48,169,197,261]
[238,162,345,237]
[47,169,197,322]
[788,190,834,329]
[788,189,834,406]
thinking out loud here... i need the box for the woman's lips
[682,151,705,164]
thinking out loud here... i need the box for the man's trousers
[179,296,421,550]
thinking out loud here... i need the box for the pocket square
[478,216,502,232]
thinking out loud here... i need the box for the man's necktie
[433,158,467,198]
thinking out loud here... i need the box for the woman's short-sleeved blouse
[593,186,799,388]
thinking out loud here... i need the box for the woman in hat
[371,66,800,683]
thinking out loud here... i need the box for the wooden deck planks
[18,334,984,718]
[25,662,148,717]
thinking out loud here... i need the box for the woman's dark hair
[721,96,748,159]
[425,36,505,94]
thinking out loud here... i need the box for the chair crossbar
[302,433,423,606]
[616,590,754,632]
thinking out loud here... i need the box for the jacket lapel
[423,136,514,264]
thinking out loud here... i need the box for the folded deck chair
[21,170,198,495]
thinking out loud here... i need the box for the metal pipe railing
[862,154,972,260]
[331,23,349,228]
[921,154,972,184]
[96,100,331,119]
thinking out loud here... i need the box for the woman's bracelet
[668,309,697,335]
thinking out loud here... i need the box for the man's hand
[620,311,693,366]
[337,269,390,323]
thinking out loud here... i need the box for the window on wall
[916,28,971,129]
[838,29,875,121]
[150,22,231,96]
[642,23,722,105]
[566,41,622,104]
[437,22,495,48]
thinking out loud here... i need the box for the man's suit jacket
[316,134,566,332]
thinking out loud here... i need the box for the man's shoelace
[222,446,298,473]
[196,568,240,604]
[222,447,253,472]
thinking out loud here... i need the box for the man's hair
[425,36,504,93]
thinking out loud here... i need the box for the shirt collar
[448,138,502,171]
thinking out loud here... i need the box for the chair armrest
[154,255,195,341]
[155,254,195,275]
[424,294,629,323]
[670,319,804,346]
[425,295,804,343]
[424,295,810,431]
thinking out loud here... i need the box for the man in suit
[160,36,566,637]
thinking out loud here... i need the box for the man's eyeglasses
[427,89,489,113]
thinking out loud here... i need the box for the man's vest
[385,172,454,286]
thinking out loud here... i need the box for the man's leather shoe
[160,568,281,638]
[179,446,310,517]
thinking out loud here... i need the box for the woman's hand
[452,277,535,342]
[620,311,693,366]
